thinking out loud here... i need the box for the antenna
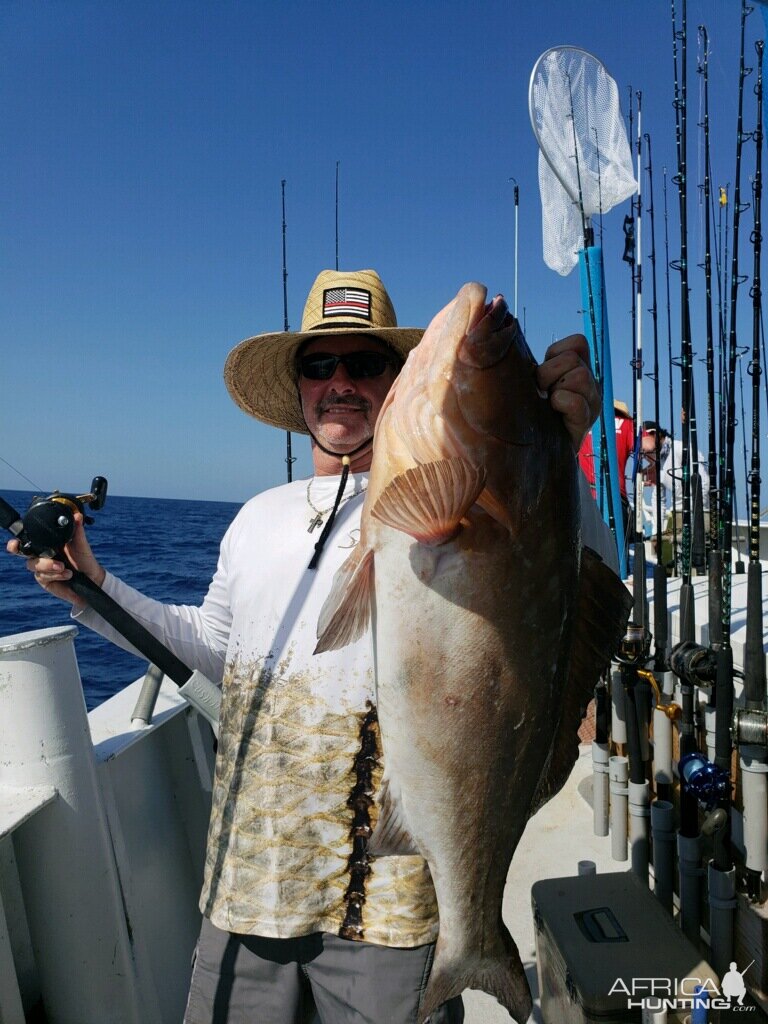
[281,179,295,483]
[335,161,340,271]
[509,177,519,317]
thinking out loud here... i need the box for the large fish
[316,283,631,1022]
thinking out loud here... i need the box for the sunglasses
[299,350,396,381]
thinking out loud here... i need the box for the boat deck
[462,745,615,1024]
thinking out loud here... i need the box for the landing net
[529,46,636,275]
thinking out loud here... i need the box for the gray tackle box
[531,871,719,1024]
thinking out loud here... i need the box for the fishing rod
[734,10,768,911]
[632,93,648,629]
[623,97,637,568]
[281,180,295,484]
[593,128,605,248]
[745,38,766,712]
[335,161,340,272]
[714,183,730,584]
[0,485,222,731]
[689,387,708,574]
[617,626,652,882]
[699,26,723,645]
[629,98,654,766]
[670,0,704,949]
[676,9,705,583]
[663,167,680,571]
[671,0,696,642]
[738,348,752,573]
[626,92,637,428]
[509,177,519,317]
[645,134,668,672]
[707,2,754,960]
[686,51,705,580]
[722,0,751,666]
[720,183,731,540]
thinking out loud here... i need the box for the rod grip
[744,561,767,708]
[68,570,192,687]
[652,563,668,667]
[0,495,23,533]
[690,472,706,570]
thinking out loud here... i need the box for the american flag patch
[322,287,372,320]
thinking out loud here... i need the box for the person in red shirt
[578,400,636,537]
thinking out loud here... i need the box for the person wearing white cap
[9,269,610,1023]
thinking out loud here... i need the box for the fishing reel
[670,640,718,689]
[2,477,108,558]
[678,752,731,812]
[614,623,651,667]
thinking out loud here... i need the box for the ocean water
[0,489,241,709]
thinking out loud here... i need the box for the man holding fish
[9,269,628,1024]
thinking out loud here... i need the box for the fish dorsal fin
[371,458,486,545]
[314,545,375,654]
[368,776,419,856]
[529,546,633,816]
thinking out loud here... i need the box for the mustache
[316,394,371,415]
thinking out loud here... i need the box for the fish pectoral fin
[368,777,420,856]
[476,486,518,533]
[530,546,633,816]
[370,458,486,545]
[314,546,375,654]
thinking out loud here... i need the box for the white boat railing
[0,625,214,1024]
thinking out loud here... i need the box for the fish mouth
[460,292,523,369]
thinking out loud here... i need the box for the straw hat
[224,269,424,434]
[613,399,631,419]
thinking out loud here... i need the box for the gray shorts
[183,917,465,1024]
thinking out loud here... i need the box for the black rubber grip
[68,570,192,687]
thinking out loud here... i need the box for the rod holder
[641,1005,668,1024]
[629,779,651,882]
[740,745,768,883]
[131,663,164,726]
[651,800,675,913]
[653,706,673,787]
[677,831,703,946]
[635,674,652,762]
[611,666,627,744]
[704,704,717,763]
[610,755,629,861]
[707,861,736,979]
[592,741,610,836]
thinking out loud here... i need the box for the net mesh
[530,47,637,275]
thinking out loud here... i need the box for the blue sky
[0,0,762,504]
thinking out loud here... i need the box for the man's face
[298,334,400,454]
[641,432,657,459]
[641,431,658,483]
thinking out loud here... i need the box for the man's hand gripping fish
[316,282,632,1022]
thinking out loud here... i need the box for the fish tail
[419,933,532,1023]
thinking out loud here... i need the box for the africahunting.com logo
[609,960,756,1013]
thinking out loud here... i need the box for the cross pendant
[308,513,324,533]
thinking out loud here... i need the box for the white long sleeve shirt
[75,469,616,945]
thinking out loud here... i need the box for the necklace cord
[308,457,352,570]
